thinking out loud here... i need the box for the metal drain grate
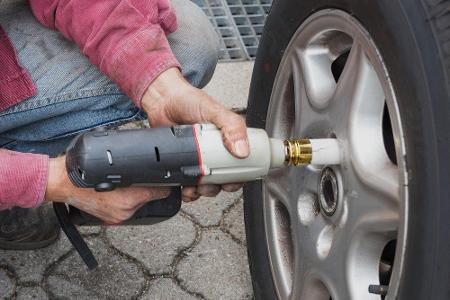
[191,0,271,60]
[225,0,270,59]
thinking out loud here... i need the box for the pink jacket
[0,0,180,209]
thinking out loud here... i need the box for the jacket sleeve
[29,0,181,106]
[0,26,37,111]
[0,150,49,210]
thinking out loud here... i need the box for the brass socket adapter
[283,139,312,166]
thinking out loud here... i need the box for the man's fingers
[148,187,172,200]
[182,186,199,200]
[197,96,249,159]
[182,185,221,202]
[181,184,242,203]
[182,194,200,202]
[222,183,243,193]
[210,108,249,159]
[128,187,171,207]
[197,184,221,197]
[183,196,199,202]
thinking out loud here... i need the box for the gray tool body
[66,124,340,190]
[66,124,285,191]
[66,125,203,191]
[58,124,341,269]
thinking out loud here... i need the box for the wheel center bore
[319,167,339,216]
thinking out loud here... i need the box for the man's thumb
[210,109,250,159]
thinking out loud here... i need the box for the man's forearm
[29,0,181,105]
[0,150,48,210]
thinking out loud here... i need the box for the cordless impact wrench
[54,124,341,269]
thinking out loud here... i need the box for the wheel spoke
[298,45,336,109]
[289,217,330,299]
[317,221,385,300]
[334,180,399,298]
[265,169,296,212]
[266,60,297,139]
[345,177,399,236]
[264,171,297,299]
[288,194,344,299]
[291,256,353,300]
[327,41,364,134]
[266,165,321,211]
[345,40,399,201]
[350,134,400,202]
[289,235,309,299]
[295,275,332,300]
[291,54,329,137]
[322,265,353,300]
[290,255,318,299]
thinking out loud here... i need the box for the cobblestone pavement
[0,191,254,299]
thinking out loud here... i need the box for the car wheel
[244,1,450,300]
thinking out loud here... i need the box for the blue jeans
[0,0,220,157]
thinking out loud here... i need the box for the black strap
[53,203,98,270]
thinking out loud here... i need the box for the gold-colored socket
[284,139,312,166]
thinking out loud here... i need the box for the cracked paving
[0,190,253,299]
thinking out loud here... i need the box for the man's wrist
[44,156,72,203]
[142,68,184,105]
[141,67,191,126]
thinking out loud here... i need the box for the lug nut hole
[319,168,339,216]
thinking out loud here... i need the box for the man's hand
[44,68,248,222]
[141,67,249,202]
[45,156,170,224]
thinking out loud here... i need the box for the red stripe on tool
[192,125,206,178]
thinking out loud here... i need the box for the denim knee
[168,0,221,88]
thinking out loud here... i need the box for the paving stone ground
[0,190,253,299]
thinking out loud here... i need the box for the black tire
[244,1,450,299]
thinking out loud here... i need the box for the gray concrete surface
[0,62,255,299]
[204,61,254,110]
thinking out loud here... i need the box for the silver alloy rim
[263,10,408,300]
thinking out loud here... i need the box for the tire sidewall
[245,1,450,299]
